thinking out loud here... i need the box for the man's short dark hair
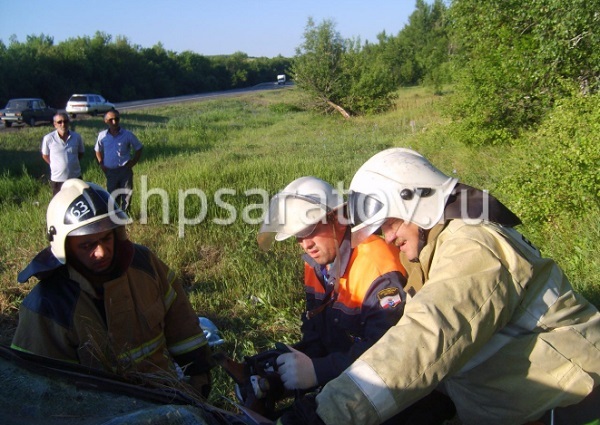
[54,112,70,123]
[104,109,120,119]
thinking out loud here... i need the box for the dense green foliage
[439,0,600,237]
[373,0,451,91]
[448,0,600,144]
[0,32,291,108]
[499,93,600,224]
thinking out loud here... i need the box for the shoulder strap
[444,183,521,227]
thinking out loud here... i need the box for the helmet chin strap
[413,227,428,262]
[331,220,341,294]
[305,219,342,321]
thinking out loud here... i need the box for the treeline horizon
[0,32,293,109]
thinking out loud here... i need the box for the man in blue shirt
[95,110,143,211]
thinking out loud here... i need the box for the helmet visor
[348,190,387,247]
[351,219,386,247]
[257,193,329,250]
[68,213,129,237]
[348,190,384,228]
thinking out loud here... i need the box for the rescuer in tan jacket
[277,148,600,425]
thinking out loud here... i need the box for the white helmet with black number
[46,179,130,264]
[348,148,458,246]
[257,176,346,251]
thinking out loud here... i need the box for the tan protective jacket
[316,220,600,425]
[12,242,212,378]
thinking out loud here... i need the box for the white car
[66,94,115,118]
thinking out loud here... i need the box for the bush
[500,93,600,223]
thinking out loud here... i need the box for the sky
[0,0,415,58]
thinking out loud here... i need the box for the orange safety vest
[304,234,406,313]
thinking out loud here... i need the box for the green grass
[1,86,598,406]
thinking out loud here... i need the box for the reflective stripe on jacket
[299,230,407,386]
[316,220,600,425]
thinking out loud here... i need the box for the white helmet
[348,148,458,245]
[46,179,130,264]
[257,176,346,251]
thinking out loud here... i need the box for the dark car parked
[0,98,57,127]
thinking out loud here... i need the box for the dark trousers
[51,176,82,196]
[105,166,133,211]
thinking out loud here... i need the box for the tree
[291,18,349,116]
[223,52,250,88]
[291,18,397,117]
[396,0,449,87]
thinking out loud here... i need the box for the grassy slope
[0,86,598,405]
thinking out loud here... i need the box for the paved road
[116,82,283,111]
[0,82,290,132]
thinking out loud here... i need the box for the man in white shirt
[41,113,85,195]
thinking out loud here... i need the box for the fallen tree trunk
[326,99,351,119]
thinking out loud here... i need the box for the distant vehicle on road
[277,74,286,85]
[66,94,115,118]
[0,98,57,127]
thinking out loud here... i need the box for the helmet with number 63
[46,179,129,264]
[348,148,458,246]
